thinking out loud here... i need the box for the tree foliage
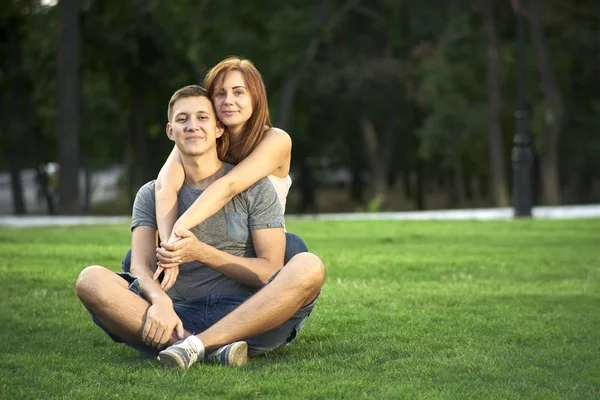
[1,0,599,214]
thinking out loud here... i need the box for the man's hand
[166,228,182,247]
[156,229,203,290]
[157,228,202,265]
[142,300,184,349]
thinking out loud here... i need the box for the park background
[1,2,600,399]
[2,0,599,217]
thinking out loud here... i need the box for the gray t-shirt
[131,163,284,302]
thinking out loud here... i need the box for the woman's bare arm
[155,145,185,243]
[172,128,291,232]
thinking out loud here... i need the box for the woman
[148,56,309,290]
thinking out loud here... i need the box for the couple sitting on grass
[76,57,325,369]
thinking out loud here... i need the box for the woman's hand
[154,265,179,291]
[153,231,182,290]
[155,229,202,290]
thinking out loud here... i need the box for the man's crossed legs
[76,252,325,369]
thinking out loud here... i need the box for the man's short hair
[167,85,213,122]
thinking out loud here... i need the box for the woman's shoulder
[264,126,291,143]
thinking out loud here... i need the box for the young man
[76,85,325,369]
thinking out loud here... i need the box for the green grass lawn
[1,219,599,399]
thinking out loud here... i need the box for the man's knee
[285,252,325,292]
[76,265,111,307]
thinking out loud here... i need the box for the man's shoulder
[136,180,157,197]
[241,176,275,198]
[131,180,158,230]
[133,180,157,210]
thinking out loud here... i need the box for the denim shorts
[88,268,318,358]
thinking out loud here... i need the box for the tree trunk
[277,0,361,129]
[6,154,26,215]
[350,148,364,203]
[83,167,91,213]
[125,132,136,210]
[298,157,316,213]
[277,0,332,130]
[596,0,600,70]
[58,0,81,214]
[449,145,466,208]
[6,15,26,215]
[482,0,509,207]
[402,169,412,200]
[360,116,389,209]
[529,0,563,205]
[36,163,56,215]
[415,158,425,210]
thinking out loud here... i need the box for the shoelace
[179,343,199,364]
[206,347,225,363]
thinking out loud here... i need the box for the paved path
[1,205,599,227]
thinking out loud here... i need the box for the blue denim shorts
[88,269,318,358]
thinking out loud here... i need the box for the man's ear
[166,123,175,141]
[216,120,224,138]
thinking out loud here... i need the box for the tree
[529,0,563,205]
[58,0,81,214]
[2,12,27,215]
[416,7,488,208]
[482,0,509,207]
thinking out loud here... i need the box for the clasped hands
[154,228,199,291]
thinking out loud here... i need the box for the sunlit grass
[1,219,599,399]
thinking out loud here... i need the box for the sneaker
[157,339,202,370]
[206,341,248,367]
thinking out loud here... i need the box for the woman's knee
[121,249,132,273]
[284,232,308,264]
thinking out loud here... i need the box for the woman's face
[213,70,253,135]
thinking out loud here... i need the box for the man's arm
[157,226,285,288]
[130,226,170,301]
[130,225,184,348]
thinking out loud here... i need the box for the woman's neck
[228,124,245,143]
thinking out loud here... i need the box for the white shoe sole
[157,351,188,370]
[227,341,248,367]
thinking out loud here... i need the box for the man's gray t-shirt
[131,163,284,302]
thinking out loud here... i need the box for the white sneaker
[157,339,203,370]
[206,341,248,367]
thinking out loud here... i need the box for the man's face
[166,96,224,157]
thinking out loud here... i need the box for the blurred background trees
[1,0,599,215]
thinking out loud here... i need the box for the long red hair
[204,57,272,164]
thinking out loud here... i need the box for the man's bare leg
[197,253,325,352]
[76,265,185,348]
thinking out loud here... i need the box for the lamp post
[512,0,533,217]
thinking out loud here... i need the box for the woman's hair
[204,56,272,164]
[167,84,229,161]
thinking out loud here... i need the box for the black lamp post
[512,0,533,217]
